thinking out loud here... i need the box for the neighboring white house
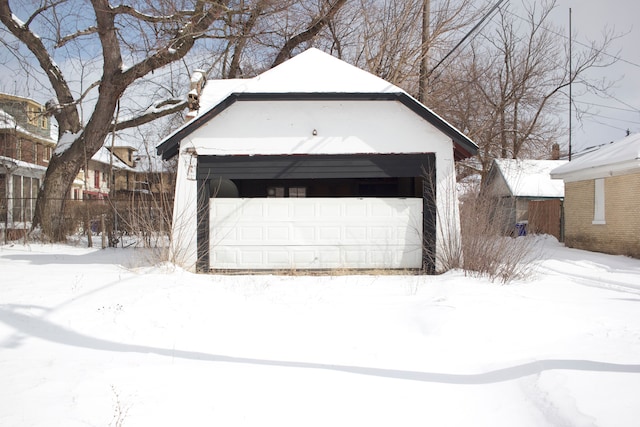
[157,48,478,273]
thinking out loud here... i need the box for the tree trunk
[33,146,85,241]
[418,0,430,104]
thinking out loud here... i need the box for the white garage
[210,198,423,270]
[156,48,478,273]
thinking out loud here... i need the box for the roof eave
[551,158,640,181]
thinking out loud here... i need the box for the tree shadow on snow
[0,248,156,267]
[1,304,639,385]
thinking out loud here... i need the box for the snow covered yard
[1,237,639,426]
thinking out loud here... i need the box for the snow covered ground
[1,236,639,426]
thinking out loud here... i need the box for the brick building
[0,93,55,235]
[551,133,640,258]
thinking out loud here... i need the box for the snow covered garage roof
[490,159,567,198]
[156,48,478,161]
[551,133,640,181]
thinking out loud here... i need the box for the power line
[575,100,640,113]
[493,2,640,119]
[581,111,640,125]
[428,0,509,77]
[603,94,640,112]
[499,6,640,70]
[588,117,635,133]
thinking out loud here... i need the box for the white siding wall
[169,147,199,269]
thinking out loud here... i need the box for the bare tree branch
[228,0,266,78]
[110,4,197,23]
[114,98,187,131]
[55,26,98,48]
[119,0,226,87]
[25,0,67,28]
[0,0,81,133]
[272,0,348,67]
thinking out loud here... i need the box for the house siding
[564,173,640,258]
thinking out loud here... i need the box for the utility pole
[568,8,573,161]
[419,0,431,104]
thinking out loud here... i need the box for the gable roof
[90,147,136,172]
[551,133,640,181]
[0,108,55,144]
[157,48,478,161]
[489,158,567,198]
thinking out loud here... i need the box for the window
[94,170,100,189]
[27,105,38,126]
[12,175,21,221]
[0,175,6,222]
[267,186,285,197]
[593,178,605,224]
[267,186,307,197]
[31,178,39,220]
[23,177,32,220]
[288,187,306,198]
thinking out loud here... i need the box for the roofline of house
[107,144,138,151]
[551,158,640,182]
[486,158,566,198]
[156,92,479,161]
[0,125,56,145]
[0,92,44,106]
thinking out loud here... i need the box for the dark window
[288,187,306,198]
[267,186,285,197]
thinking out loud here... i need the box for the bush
[459,192,536,283]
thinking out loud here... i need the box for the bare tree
[428,0,618,181]
[331,0,485,96]
[0,0,349,241]
[0,0,619,241]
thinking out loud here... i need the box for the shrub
[459,192,536,283]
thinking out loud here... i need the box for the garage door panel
[320,204,342,217]
[345,204,367,217]
[239,250,263,265]
[293,204,316,217]
[210,198,422,269]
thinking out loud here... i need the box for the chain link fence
[1,194,173,246]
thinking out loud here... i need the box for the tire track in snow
[535,261,640,296]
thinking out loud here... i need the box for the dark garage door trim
[196,153,437,273]
[197,153,434,180]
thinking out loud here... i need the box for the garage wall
[192,100,452,156]
[170,97,462,272]
[210,198,423,270]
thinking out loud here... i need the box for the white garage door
[209,198,423,270]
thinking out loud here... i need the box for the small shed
[157,48,478,273]
[551,133,640,258]
[483,159,567,237]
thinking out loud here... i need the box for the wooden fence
[528,199,563,241]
